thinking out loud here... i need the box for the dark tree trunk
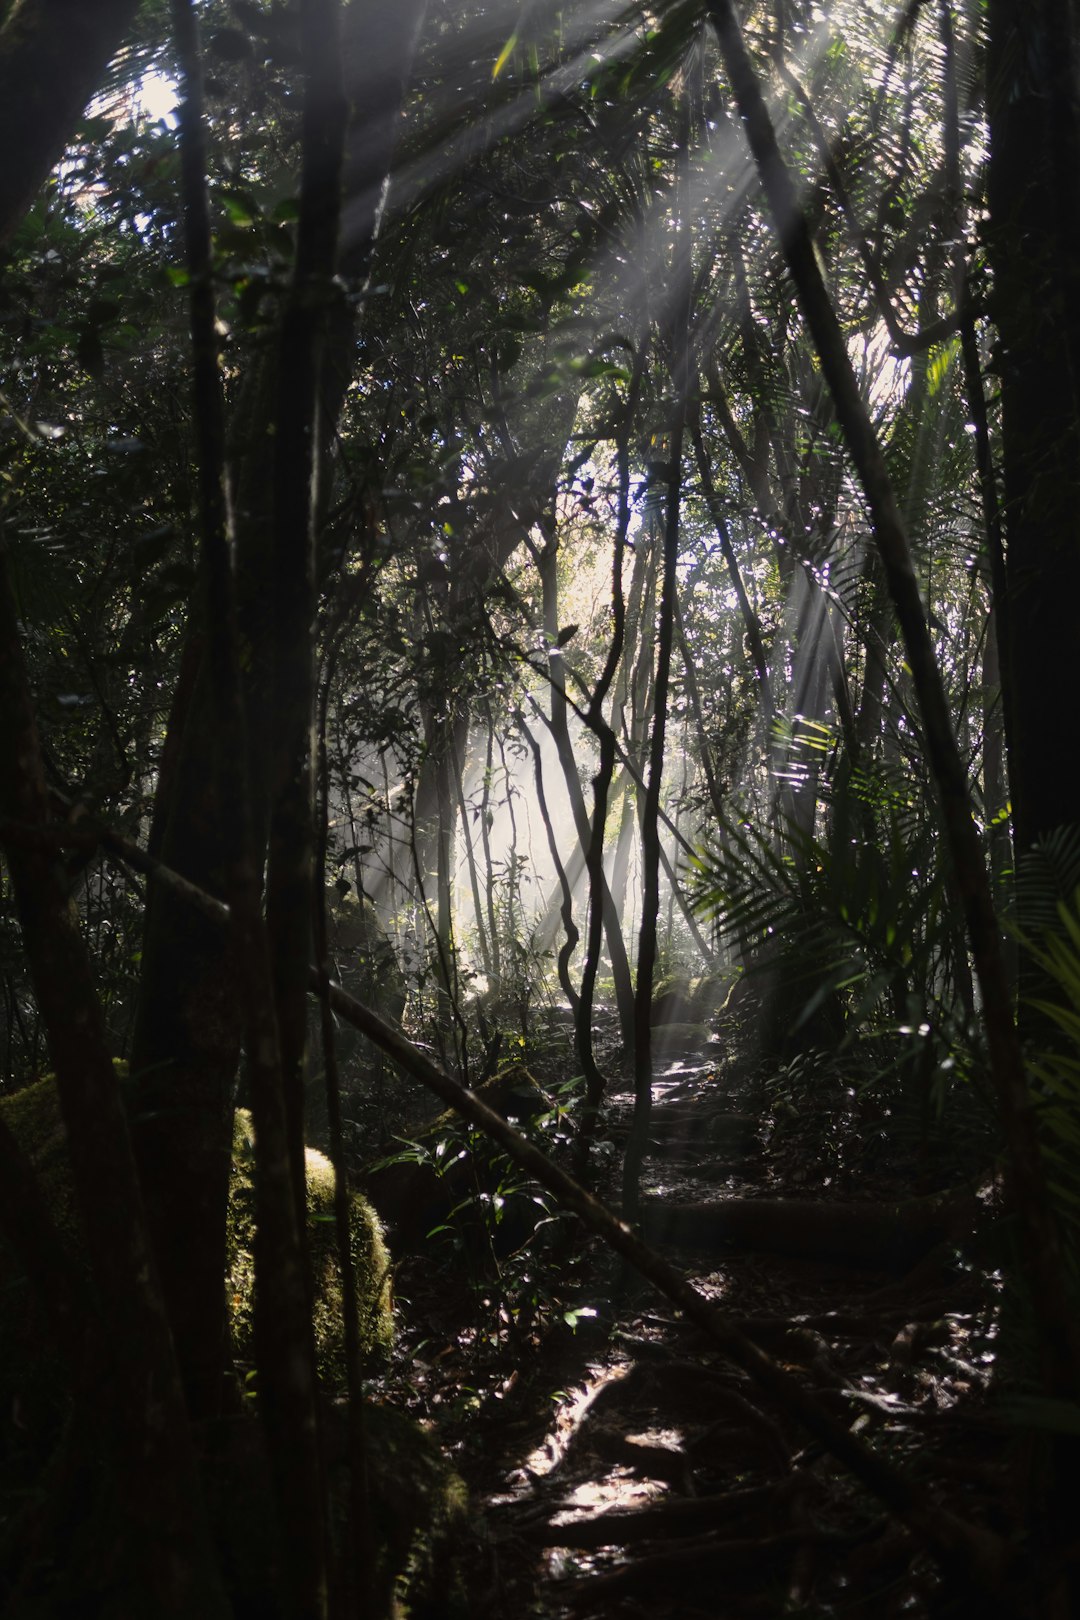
[0,551,229,1617]
[128,0,427,1423]
[0,0,141,245]
[986,0,1080,863]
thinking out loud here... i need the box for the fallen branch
[0,810,1012,1593]
[325,979,1008,1594]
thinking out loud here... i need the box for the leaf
[219,189,260,228]
[492,30,518,81]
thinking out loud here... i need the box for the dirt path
[384,1039,1001,1619]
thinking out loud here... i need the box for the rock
[0,1076,393,1412]
[228,1108,393,1376]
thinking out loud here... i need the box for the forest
[0,0,1078,1615]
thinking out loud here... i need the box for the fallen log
[640,1190,976,1272]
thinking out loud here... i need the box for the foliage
[2,0,1078,1602]
[690,719,992,1173]
[365,1068,584,1342]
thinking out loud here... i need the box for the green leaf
[492,30,518,81]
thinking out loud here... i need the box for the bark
[521,716,580,1017]
[0,548,229,1617]
[267,0,349,1239]
[168,7,328,1609]
[707,0,1080,1397]
[624,428,686,1218]
[451,725,493,981]
[986,0,1080,858]
[129,0,427,1423]
[0,0,140,246]
[536,534,636,1051]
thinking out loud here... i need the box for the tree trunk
[986,0,1080,864]
[128,0,427,1421]
[0,549,229,1617]
[0,0,141,245]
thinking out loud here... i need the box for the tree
[3,2,1080,1614]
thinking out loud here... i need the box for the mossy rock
[227,1108,393,1376]
[0,1076,393,1410]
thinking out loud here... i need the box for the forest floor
[375,1009,1012,1620]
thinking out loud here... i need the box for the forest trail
[385,1021,1001,1620]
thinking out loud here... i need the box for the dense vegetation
[1,1,1078,1616]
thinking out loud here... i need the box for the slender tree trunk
[623,96,692,1218]
[451,729,493,981]
[521,716,581,1017]
[0,547,229,1618]
[536,531,636,1050]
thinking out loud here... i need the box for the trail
[378,1012,1002,1619]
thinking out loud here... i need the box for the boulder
[0,1075,393,1412]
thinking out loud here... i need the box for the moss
[227,1109,393,1374]
[0,1076,394,1400]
